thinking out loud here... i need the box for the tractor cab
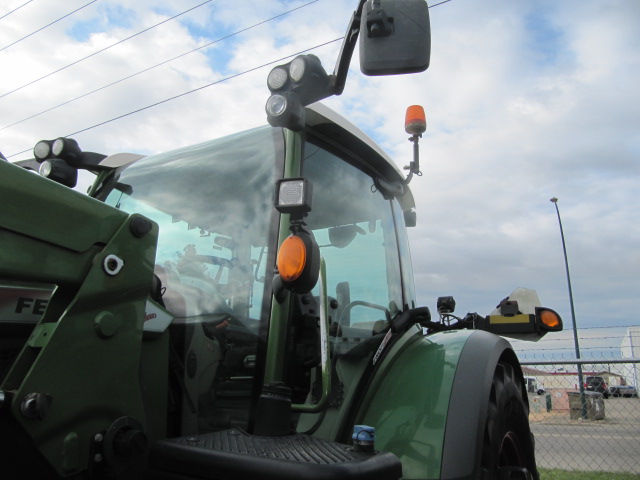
[89,103,418,442]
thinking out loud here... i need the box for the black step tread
[170,429,355,464]
[149,429,402,480]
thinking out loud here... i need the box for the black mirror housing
[359,0,431,76]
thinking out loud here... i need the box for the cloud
[1,0,638,339]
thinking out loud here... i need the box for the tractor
[0,1,562,478]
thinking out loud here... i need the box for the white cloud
[1,0,638,338]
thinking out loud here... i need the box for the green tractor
[0,1,563,478]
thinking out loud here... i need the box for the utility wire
[0,0,212,100]
[6,0,452,158]
[429,0,452,7]
[0,0,33,21]
[64,38,342,137]
[5,37,343,158]
[0,0,97,52]
[1,0,319,131]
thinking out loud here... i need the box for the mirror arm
[330,0,367,96]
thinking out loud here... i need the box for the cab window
[303,141,405,334]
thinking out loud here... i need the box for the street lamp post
[550,197,588,419]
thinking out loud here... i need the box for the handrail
[292,258,330,413]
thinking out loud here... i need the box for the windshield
[104,126,283,434]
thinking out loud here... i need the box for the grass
[540,469,640,479]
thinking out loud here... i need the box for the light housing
[274,178,312,216]
[288,55,330,106]
[265,92,304,131]
[289,56,307,82]
[265,54,331,130]
[276,231,320,293]
[33,140,53,162]
[535,307,563,332]
[51,137,82,165]
[474,306,563,340]
[38,159,78,188]
[472,288,563,340]
[267,67,289,92]
[277,235,307,282]
[437,296,456,314]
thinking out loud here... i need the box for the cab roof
[306,103,415,213]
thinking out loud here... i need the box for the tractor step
[149,428,402,480]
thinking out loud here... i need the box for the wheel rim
[498,431,525,468]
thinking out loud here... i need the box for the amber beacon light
[405,105,426,136]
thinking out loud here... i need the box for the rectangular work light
[275,178,313,216]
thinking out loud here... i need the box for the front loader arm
[0,161,158,477]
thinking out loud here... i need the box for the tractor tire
[481,361,538,480]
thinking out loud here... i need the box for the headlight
[38,158,78,188]
[33,140,52,162]
[265,92,304,130]
[266,94,288,117]
[51,137,82,165]
[289,56,307,83]
[267,67,289,91]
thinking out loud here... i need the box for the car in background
[608,385,638,398]
[585,376,610,399]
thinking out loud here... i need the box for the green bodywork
[358,328,471,479]
[0,161,160,476]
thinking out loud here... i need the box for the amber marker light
[536,308,563,331]
[277,235,307,282]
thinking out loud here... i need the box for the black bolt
[130,217,152,238]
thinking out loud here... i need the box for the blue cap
[352,425,376,444]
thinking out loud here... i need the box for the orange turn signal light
[405,105,426,136]
[536,308,563,331]
[277,235,307,282]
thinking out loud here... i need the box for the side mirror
[359,0,431,76]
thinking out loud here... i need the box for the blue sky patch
[523,10,564,68]
[67,18,103,42]
[67,5,136,42]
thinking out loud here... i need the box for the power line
[6,37,343,158]
[1,0,319,131]
[0,0,97,52]
[64,38,342,137]
[6,0,452,158]
[0,0,213,100]
[429,0,452,7]
[0,0,33,21]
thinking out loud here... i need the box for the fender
[439,329,522,479]
[354,327,522,480]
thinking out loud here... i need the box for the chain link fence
[519,358,640,474]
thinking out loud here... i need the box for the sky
[1,0,639,360]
